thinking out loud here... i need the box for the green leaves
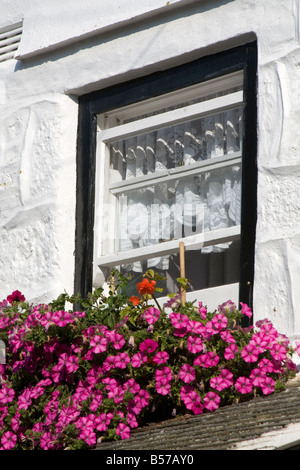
[143,269,166,282]
[176,277,191,291]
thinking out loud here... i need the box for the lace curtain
[110,107,242,274]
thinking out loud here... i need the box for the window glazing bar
[97,225,240,268]
[109,152,242,194]
[99,91,244,143]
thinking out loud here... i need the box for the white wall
[0,0,300,341]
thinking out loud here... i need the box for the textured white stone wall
[0,0,300,341]
[0,89,78,304]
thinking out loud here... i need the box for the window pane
[116,164,241,254]
[109,107,242,180]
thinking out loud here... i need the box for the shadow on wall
[13,0,250,97]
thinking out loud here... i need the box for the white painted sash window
[94,71,244,309]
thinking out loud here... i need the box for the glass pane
[109,107,242,181]
[116,164,241,254]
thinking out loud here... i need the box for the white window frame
[93,71,244,310]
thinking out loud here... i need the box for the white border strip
[232,421,300,450]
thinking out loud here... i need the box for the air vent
[0,22,22,63]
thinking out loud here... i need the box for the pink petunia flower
[7,290,25,304]
[173,327,188,337]
[155,366,173,382]
[65,355,79,373]
[153,351,169,364]
[260,322,278,339]
[210,375,227,391]
[180,384,194,402]
[249,333,268,354]
[90,392,103,412]
[127,397,143,415]
[131,352,148,368]
[0,316,10,329]
[44,401,59,425]
[240,302,252,318]
[79,429,97,446]
[277,333,290,348]
[198,302,207,320]
[187,336,203,354]
[182,389,202,412]
[260,376,276,395]
[193,351,220,368]
[114,352,130,369]
[178,364,196,383]
[94,413,112,432]
[38,311,54,329]
[86,366,102,386]
[204,321,219,337]
[220,368,234,387]
[270,343,287,362]
[123,379,140,395]
[139,339,158,354]
[110,331,126,350]
[155,377,171,395]
[249,368,267,387]
[90,335,108,354]
[0,386,15,404]
[102,355,117,371]
[186,320,205,336]
[255,318,272,328]
[136,389,150,407]
[11,413,21,433]
[143,307,161,325]
[169,313,189,330]
[116,422,131,440]
[40,432,56,450]
[163,294,182,310]
[224,343,238,360]
[286,359,297,371]
[220,330,236,344]
[218,300,236,314]
[191,400,204,415]
[241,344,259,363]
[30,385,45,399]
[126,413,139,429]
[211,313,228,331]
[58,404,80,429]
[1,431,17,450]
[101,376,119,390]
[235,376,253,394]
[52,310,73,327]
[258,358,274,373]
[17,389,32,411]
[37,378,52,387]
[75,416,94,432]
[108,386,125,404]
[203,391,221,411]
[263,336,278,350]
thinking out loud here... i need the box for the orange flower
[137,278,156,296]
[129,296,140,306]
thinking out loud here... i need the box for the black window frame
[74,41,257,326]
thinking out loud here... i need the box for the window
[75,43,257,320]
